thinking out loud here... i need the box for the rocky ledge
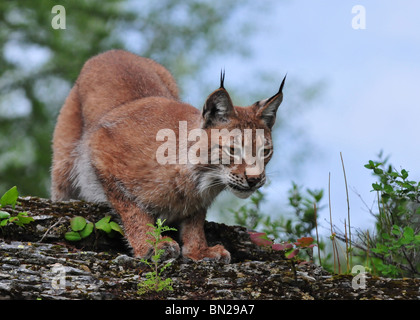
[0,197,419,300]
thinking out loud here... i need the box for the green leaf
[401,169,409,180]
[364,161,375,169]
[372,244,387,254]
[16,212,34,226]
[0,186,19,209]
[402,182,414,190]
[0,211,11,220]
[70,216,86,232]
[80,222,94,238]
[95,216,112,233]
[388,172,399,178]
[381,233,390,240]
[383,184,394,194]
[372,183,382,191]
[403,227,414,241]
[109,221,124,235]
[391,225,401,236]
[65,231,82,241]
[8,216,18,223]
[159,261,173,274]
[0,219,8,226]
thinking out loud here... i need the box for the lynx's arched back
[51,50,285,263]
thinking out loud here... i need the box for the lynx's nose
[246,176,261,188]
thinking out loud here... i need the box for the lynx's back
[51,50,179,200]
[77,49,179,127]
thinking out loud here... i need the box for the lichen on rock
[0,197,419,300]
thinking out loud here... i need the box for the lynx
[51,50,285,263]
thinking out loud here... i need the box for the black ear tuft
[255,74,286,129]
[266,73,287,102]
[220,69,225,89]
[279,73,287,94]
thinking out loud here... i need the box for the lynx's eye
[224,145,238,156]
[260,146,273,159]
[223,144,242,162]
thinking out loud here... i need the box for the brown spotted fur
[51,49,285,262]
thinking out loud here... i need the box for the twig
[328,172,340,273]
[366,230,370,269]
[329,173,333,235]
[351,186,376,217]
[314,203,322,266]
[40,217,64,242]
[344,219,349,273]
[340,152,352,267]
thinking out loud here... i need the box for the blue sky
[207,1,420,236]
[6,1,419,237]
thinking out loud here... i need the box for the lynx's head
[197,72,286,199]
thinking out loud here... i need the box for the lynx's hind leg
[51,86,83,200]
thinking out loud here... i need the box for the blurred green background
[0,0,316,199]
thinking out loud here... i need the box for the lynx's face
[203,126,273,199]
[196,72,286,199]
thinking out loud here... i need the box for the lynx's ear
[256,74,286,129]
[202,70,235,128]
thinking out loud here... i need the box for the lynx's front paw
[156,237,181,261]
[133,237,180,261]
[182,244,231,264]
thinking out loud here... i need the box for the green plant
[232,184,323,241]
[232,189,265,231]
[65,215,124,241]
[137,219,177,295]
[362,155,420,277]
[371,225,420,277]
[0,186,34,227]
[282,183,324,240]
